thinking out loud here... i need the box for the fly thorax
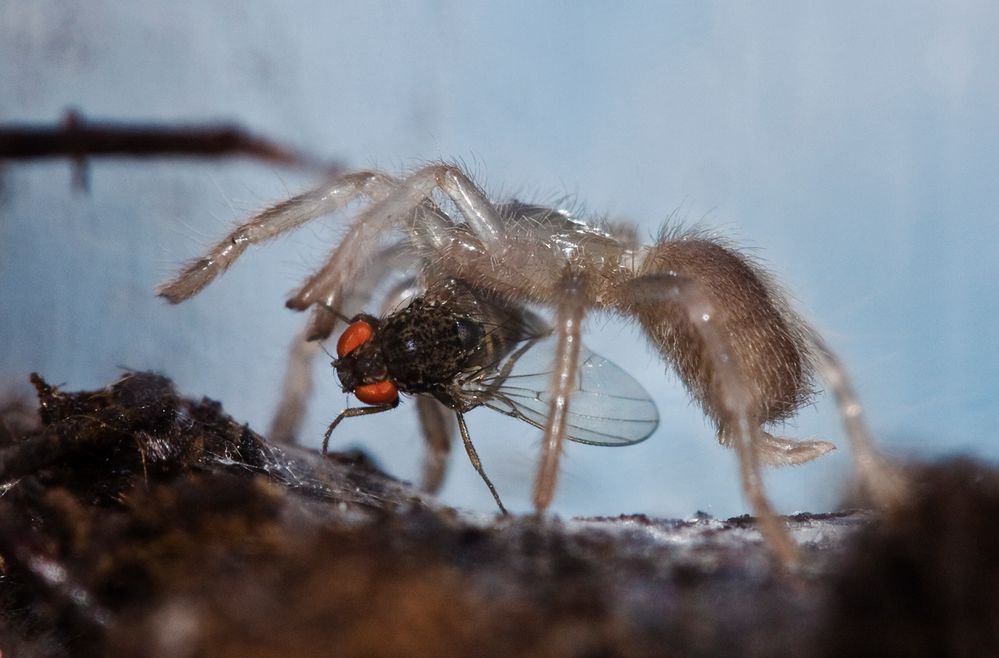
[379,303,485,392]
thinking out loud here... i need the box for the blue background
[2,2,997,518]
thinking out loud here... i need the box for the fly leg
[455,412,507,515]
[321,401,399,455]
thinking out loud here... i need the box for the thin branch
[0,109,342,190]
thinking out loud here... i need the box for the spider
[158,163,898,566]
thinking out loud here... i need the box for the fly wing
[472,334,660,446]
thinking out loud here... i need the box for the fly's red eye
[354,380,398,405]
[336,320,374,357]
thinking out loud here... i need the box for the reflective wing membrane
[474,335,660,446]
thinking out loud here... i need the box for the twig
[0,109,342,190]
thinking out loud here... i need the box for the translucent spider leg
[619,273,801,567]
[269,242,419,442]
[807,332,909,508]
[304,241,420,341]
[417,396,455,494]
[158,170,398,302]
[268,325,323,444]
[533,271,586,512]
[286,164,509,314]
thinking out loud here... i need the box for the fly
[324,279,660,513]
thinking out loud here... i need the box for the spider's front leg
[285,164,509,316]
[269,242,421,443]
[157,170,397,303]
[273,164,505,478]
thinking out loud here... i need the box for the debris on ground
[0,372,995,657]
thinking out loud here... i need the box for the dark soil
[0,372,995,657]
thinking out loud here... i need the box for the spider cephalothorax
[159,163,899,566]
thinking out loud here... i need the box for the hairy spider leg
[157,170,398,303]
[286,164,510,315]
[807,333,908,508]
[533,271,586,512]
[268,324,324,444]
[304,241,420,341]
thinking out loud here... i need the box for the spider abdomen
[636,236,814,430]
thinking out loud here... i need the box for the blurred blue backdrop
[2,2,997,518]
